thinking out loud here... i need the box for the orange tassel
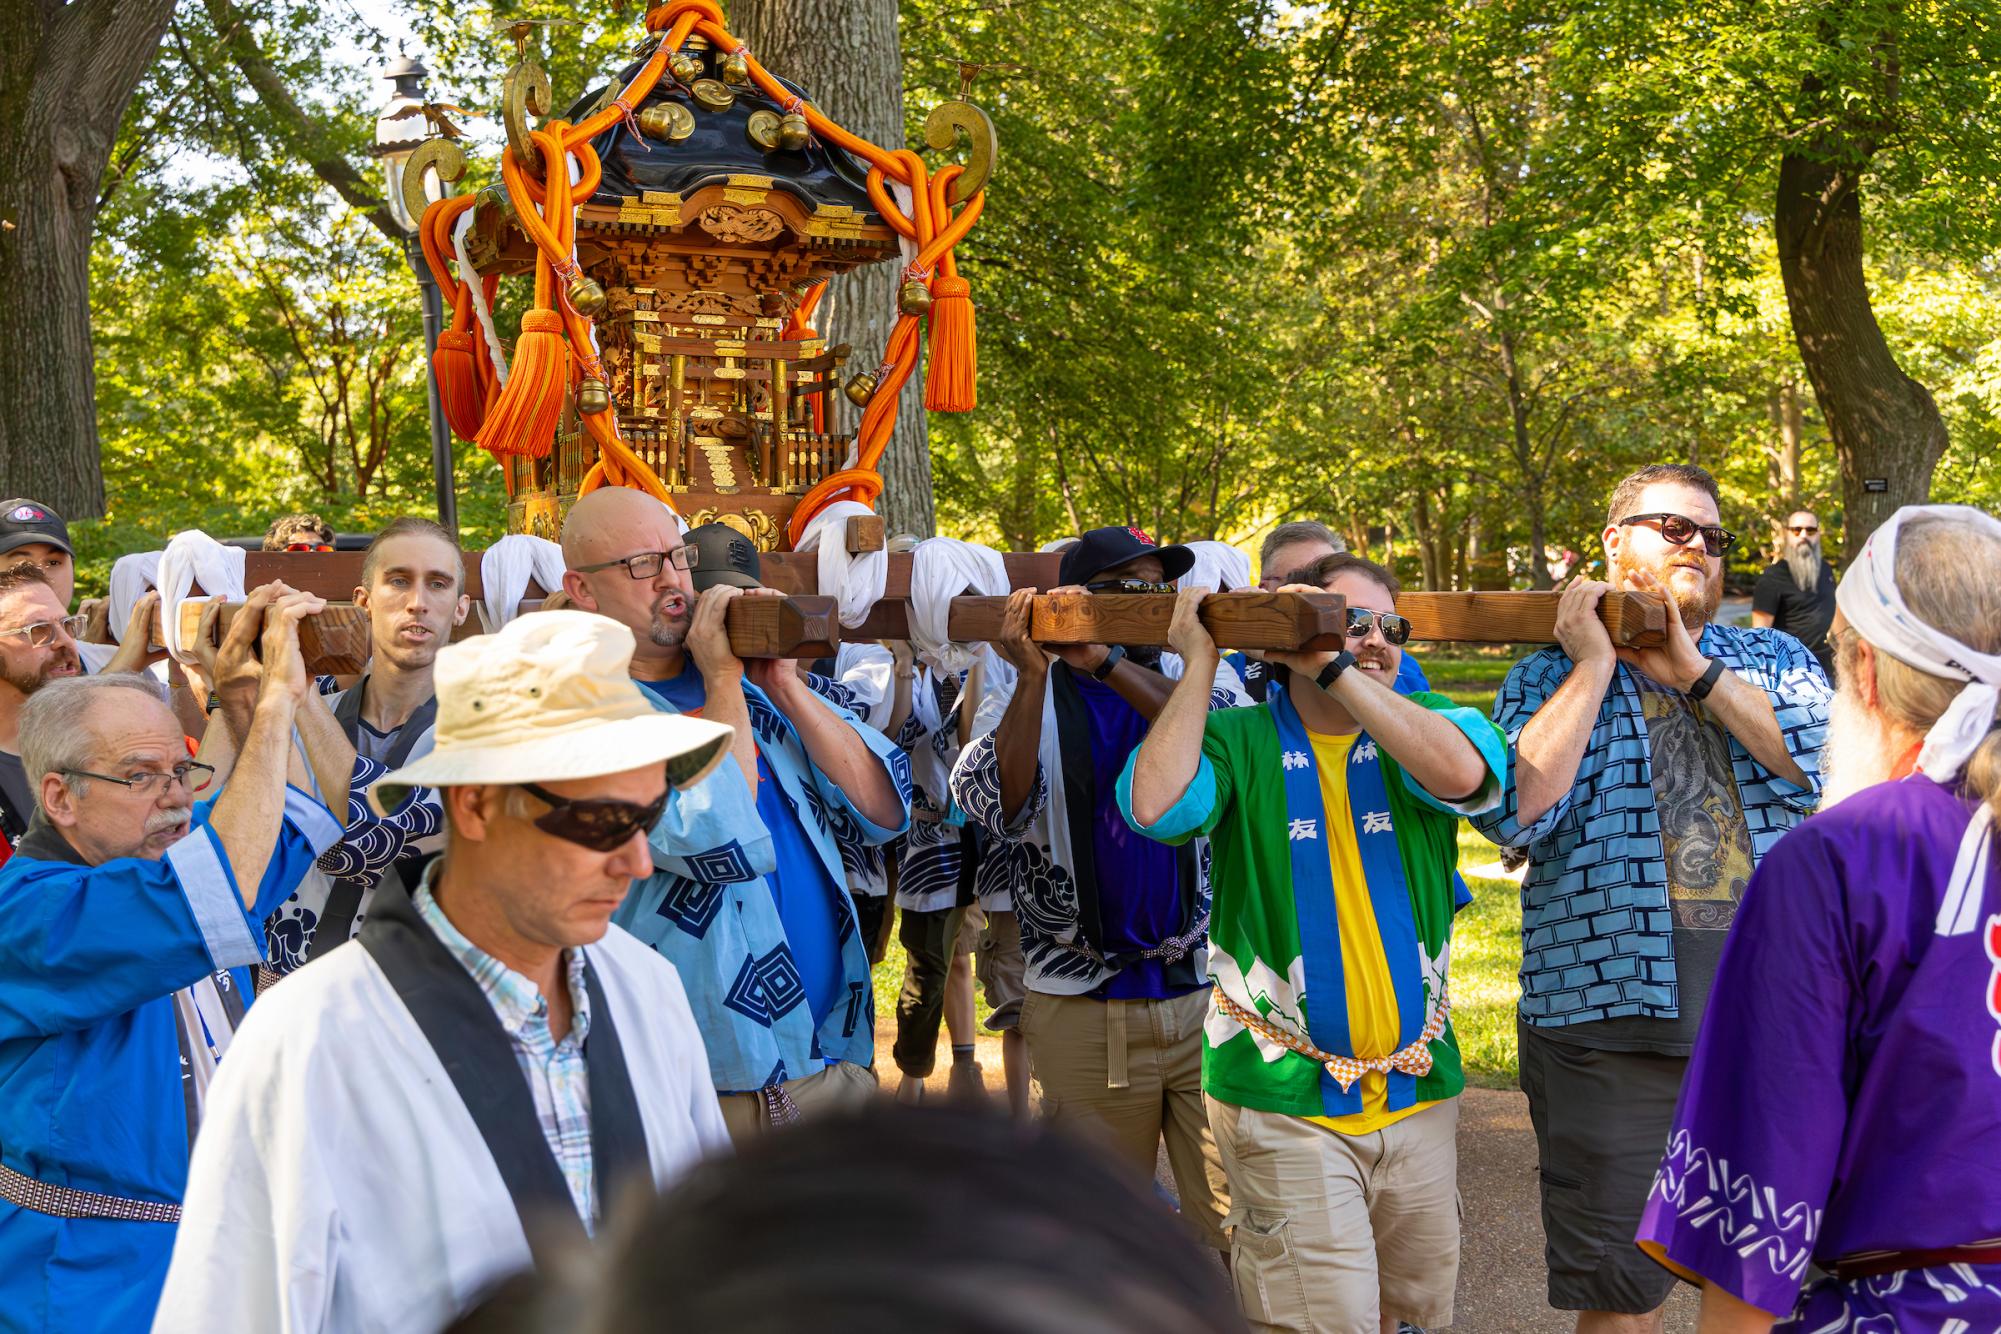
[475,309,569,458]
[924,275,976,412]
[433,330,484,440]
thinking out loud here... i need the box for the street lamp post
[374,53,459,539]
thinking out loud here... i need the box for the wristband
[1315,651,1356,691]
[1091,644,1126,681]
[206,693,223,714]
[1687,657,1726,701]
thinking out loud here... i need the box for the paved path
[882,1030,1698,1330]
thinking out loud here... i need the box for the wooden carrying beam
[1395,590,1666,647]
[944,591,1352,652]
[161,596,841,674]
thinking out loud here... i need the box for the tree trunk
[1495,326,1553,589]
[0,0,178,519]
[1765,375,1804,555]
[1775,149,1948,546]
[733,0,936,540]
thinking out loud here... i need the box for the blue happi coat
[614,679,912,1094]
[0,788,342,1334]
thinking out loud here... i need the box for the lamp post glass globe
[375,52,437,234]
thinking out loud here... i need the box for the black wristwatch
[1687,657,1726,701]
[1091,644,1127,681]
[1315,651,1356,691]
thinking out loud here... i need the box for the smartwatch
[1091,644,1127,681]
[1314,651,1356,691]
[1687,658,1726,701]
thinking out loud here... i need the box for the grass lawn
[867,650,1529,1085]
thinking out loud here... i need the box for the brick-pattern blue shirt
[1471,623,1830,1028]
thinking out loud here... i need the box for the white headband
[1834,503,2001,782]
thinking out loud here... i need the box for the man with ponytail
[1638,504,2001,1331]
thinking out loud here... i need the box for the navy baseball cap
[684,522,763,591]
[0,499,72,559]
[1059,525,1195,588]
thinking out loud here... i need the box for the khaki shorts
[1207,1095,1461,1333]
[973,908,1027,1030]
[716,1059,877,1144]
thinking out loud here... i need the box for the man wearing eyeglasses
[949,525,1255,1261]
[154,611,734,1334]
[559,491,911,1141]
[1752,509,1837,677]
[1471,463,1830,1333]
[0,497,161,675]
[0,589,346,1334]
[0,564,86,862]
[1122,553,1507,1334]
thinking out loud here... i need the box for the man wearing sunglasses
[0,590,347,1334]
[1752,509,1837,677]
[1471,463,1831,1333]
[560,491,912,1141]
[949,524,1255,1261]
[1123,553,1507,1334]
[0,497,162,675]
[260,512,334,553]
[156,611,736,1333]
[0,563,88,864]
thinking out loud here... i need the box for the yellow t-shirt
[1301,729,1437,1136]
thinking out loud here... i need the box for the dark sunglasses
[1083,578,1175,595]
[1787,524,1819,536]
[517,781,667,851]
[1617,512,1737,557]
[1346,609,1411,645]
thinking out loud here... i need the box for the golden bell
[638,102,695,142]
[576,379,612,416]
[844,371,879,407]
[777,111,811,152]
[720,52,749,85]
[746,109,782,151]
[898,279,933,317]
[691,79,734,113]
[668,51,702,83]
[566,275,609,318]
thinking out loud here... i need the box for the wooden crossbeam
[218,548,1669,651]
[944,591,1351,652]
[157,596,840,674]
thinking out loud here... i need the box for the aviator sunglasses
[1616,512,1738,557]
[1346,609,1412,645]
[516,782,668,851]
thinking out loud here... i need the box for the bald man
[1753,509,1837,676]
[560,489,911,1140]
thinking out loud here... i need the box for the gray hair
[1260,521,1345,571]
[18,674,169,803]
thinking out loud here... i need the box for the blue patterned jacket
[613,680,911,1093]
[1471,623,1830,1028]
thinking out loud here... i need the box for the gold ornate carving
[924,100,998,204]
[696,204,785,244]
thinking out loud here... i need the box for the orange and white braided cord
[1215,982,1450,1094]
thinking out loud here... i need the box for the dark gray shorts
[1517,1019,1686,1314]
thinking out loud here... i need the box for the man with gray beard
[1753,510,1836,677]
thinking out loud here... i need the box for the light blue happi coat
[615,680,912,1094]
[0,788,342,1334]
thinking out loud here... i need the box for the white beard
[1819,686,1901,809]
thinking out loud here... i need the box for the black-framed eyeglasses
[1083,578,1174,595]
[575,547,696,581]
[67,761,215,797]
[1787,524,1820,536]
[1617,512,1737,557]
[517,781,668,851]
[0,614,87,648]
[1346,609,1412,645]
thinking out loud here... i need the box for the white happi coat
[150,922,728,1333]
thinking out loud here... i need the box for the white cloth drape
[156,532,246,661]
[1178,540,1250,594]
[476,535,568,632]
[795,502,888,630]
[107,551,162,643]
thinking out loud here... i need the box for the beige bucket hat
[370,610,733,815]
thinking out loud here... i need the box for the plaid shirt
[413,882,598,1233]
[1471,623,1831,1028]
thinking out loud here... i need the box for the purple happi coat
[1638,774,2001,1329]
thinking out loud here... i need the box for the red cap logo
[8,506,46,523]
[1126,527,1155,547]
